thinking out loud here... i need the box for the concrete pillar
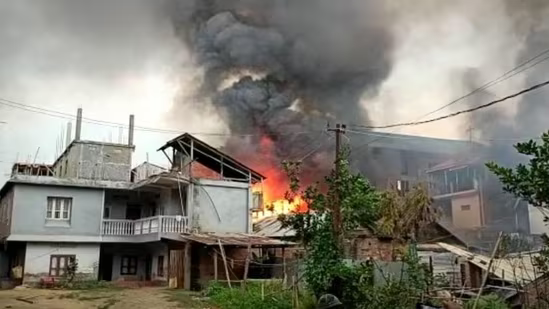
[75,108,83,141]
[128,114,135,146]
[65,122,72,148]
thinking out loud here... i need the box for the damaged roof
[254,216,296,238]
[438,242,541,284]
[158,133,265,183]
[180,232,295,247]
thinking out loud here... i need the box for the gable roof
[158,133,265,183]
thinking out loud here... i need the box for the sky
[1,0,547,186]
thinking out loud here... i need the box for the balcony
[102,215,189,237]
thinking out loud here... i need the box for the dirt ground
[0,287,212,309]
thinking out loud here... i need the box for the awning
[180,232,295,247]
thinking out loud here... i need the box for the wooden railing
[102,216,188,236]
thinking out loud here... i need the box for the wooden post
[243,242,252,286]
[261,282,265,300]
[218,240,232,288]
[184,242,191,290]
[283,250,287,287]
[473,232,503,309]
[214,251,218,281]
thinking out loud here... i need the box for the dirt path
[0,287,205,309]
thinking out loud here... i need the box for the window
[461,204,471,211]
[121,256,138,275]
[157,255,164,277]
[46,197,72,220]
[50,255,75,277]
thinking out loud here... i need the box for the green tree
[485,131,549,208]
[486,131,549,275]
[377,185,436,241]
[280,150,434,308]
[280,149,381,299]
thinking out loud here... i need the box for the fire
[251,136,308,221]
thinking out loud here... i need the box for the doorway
[99,253,113,281]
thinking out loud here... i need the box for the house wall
[23,242,100,283]
[350,237,404,261]
[54,141,133,182]
[360,148,449,190]
[451,193,482,228]
[193,179,250,233]
[0,188,14,238]
[528,204,549,235]
[10,184,104,241]
[107,242,168,281]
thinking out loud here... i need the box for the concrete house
[0,109,270,288]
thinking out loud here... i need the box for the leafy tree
[486,131,549,278]
[280,149,381,299]
[280,149,434,308]
[376,185,436,241]
[486,131,549,208]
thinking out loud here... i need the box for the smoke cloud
[168,0,395,178]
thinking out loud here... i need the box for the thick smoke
[169,0,395,177]
[468,0,549,164]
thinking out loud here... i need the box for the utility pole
[328,123,346,251]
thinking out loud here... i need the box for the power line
[419,47,549,119]
[0,97,320,137]
[351,78,549,130]
[347,47,549,158]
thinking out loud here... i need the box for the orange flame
[252,136,307,221]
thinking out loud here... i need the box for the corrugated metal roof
[438,242,541,284]
[180,232,295,246]
[253,216,296,238]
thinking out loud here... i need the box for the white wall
[528,204,549,235]
[23,242,100,283]
[194,179,251,233]
[110,242,168,281]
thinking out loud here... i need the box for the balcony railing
[102,215,189,236]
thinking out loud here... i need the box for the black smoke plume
[169,0,395,179]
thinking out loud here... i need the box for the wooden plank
[472,232,503,309]
[243,242,252,286]
[214,250,218,281]
[218,240,232,288]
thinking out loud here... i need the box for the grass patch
[164,289,212,309]
[206,282,297,309]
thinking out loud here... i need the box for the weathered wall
[23,242,100,283]
[106,242,168,281]
[53,141,133,182]
[10,184,103,241]
[358,148,449,189]
[350,237,404,261]
[193,179,250,233]
[0,188,14,238]
[451,193,482,228]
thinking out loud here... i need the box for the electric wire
[351,78,549,130]
[0,97,321,137]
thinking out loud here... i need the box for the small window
[47,197,72,220]
[50,255,76,277]
[157,255,164,277]
[461,205,471,211]
[121,256,138,275]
